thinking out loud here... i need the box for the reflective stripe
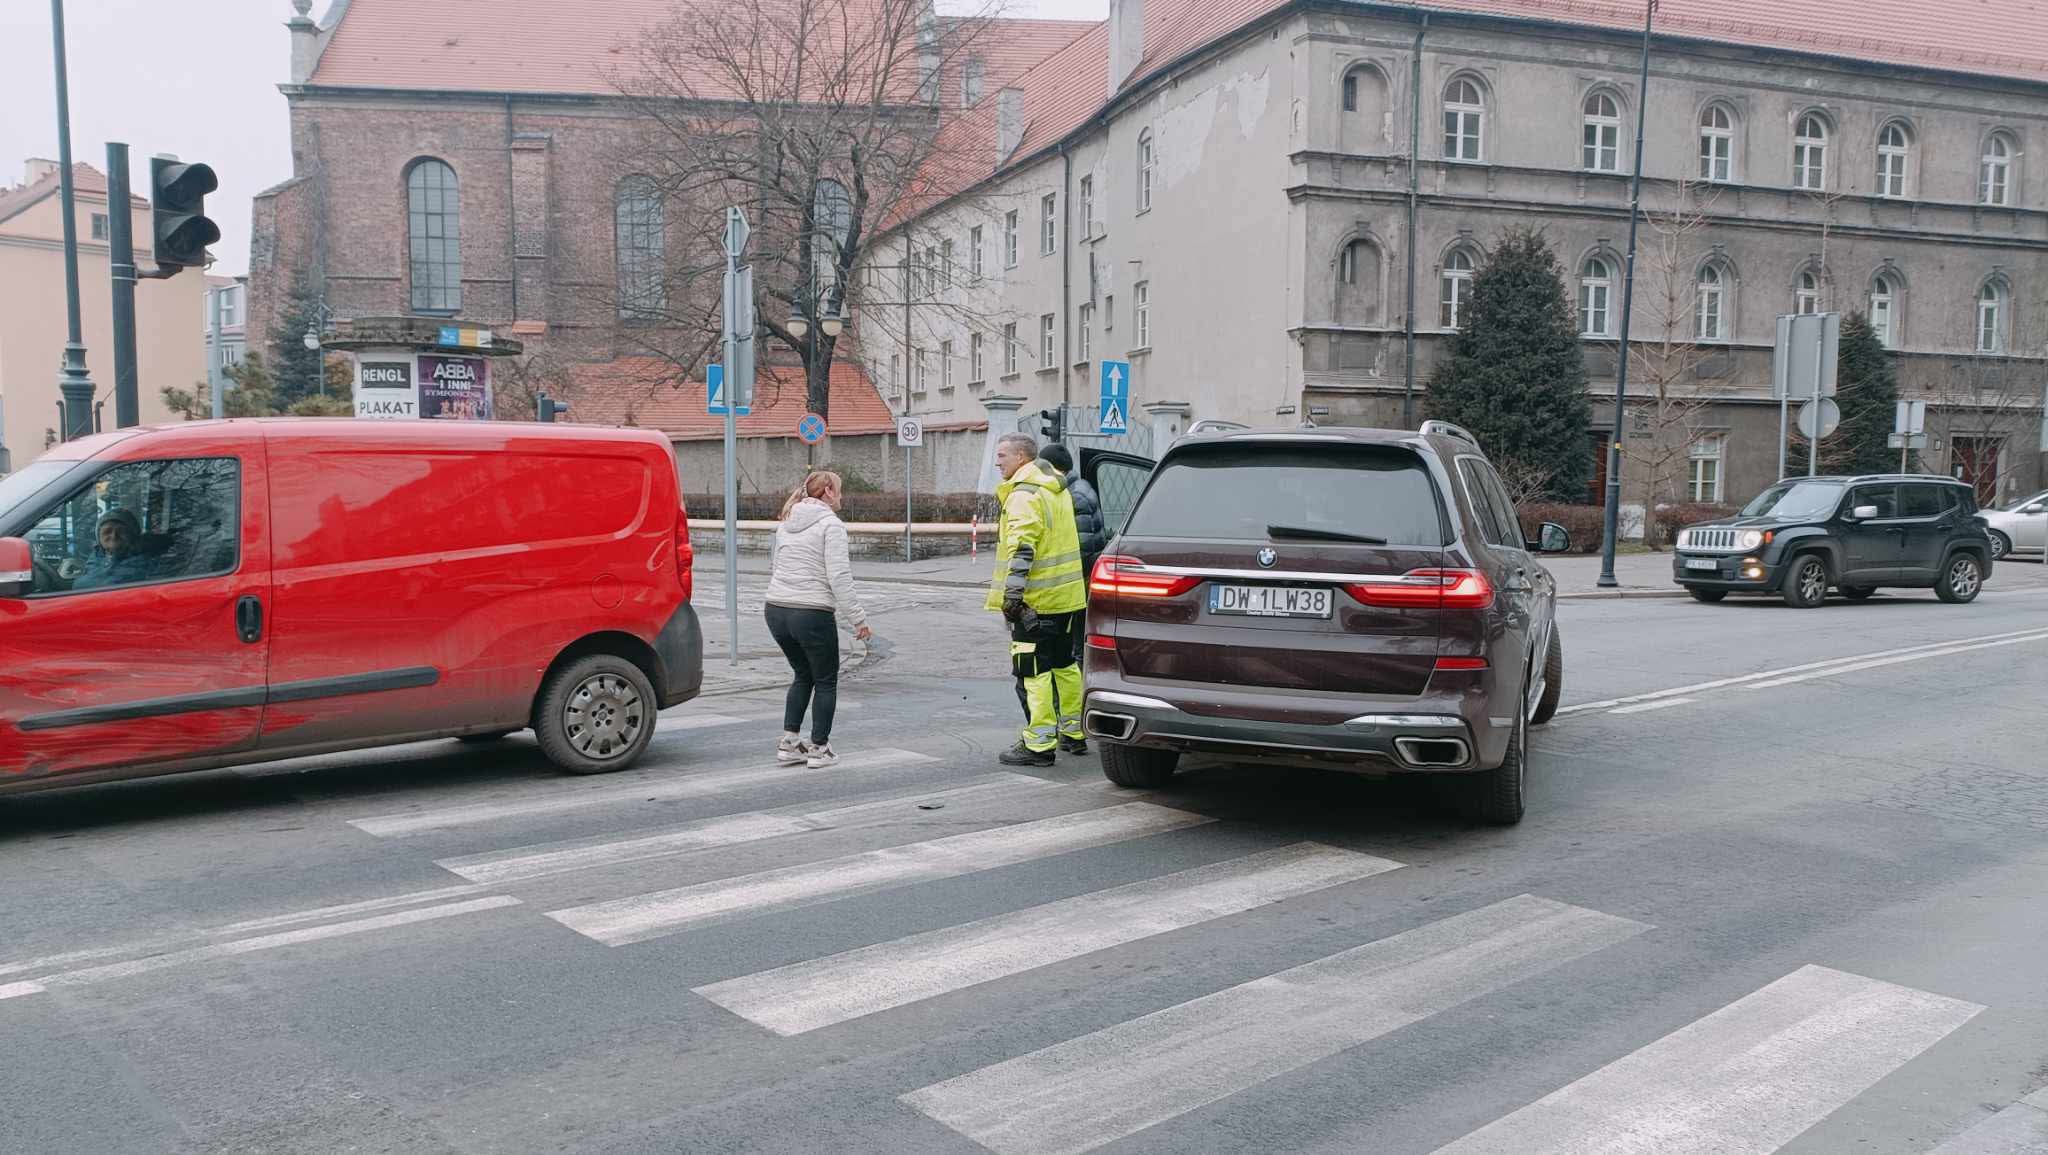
[1025,570,1085,591]
[1010,642,1037,657]
[1033,549,1082,569]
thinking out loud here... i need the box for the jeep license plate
[1210,585,1333,618]
[1684,558,1719,571]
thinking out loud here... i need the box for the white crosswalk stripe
[695,842,1404,1036]
[546,802,1215,946]
[1431,964,1984,1155]
[901,894,1650,1155]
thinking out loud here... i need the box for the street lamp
[302,325,320,352]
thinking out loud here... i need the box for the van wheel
[1455,707,1526,826]
[1531,629,1563,726]
[1100,742,1178,789]
[457,730,517,745]
[535,655,657,774]
[1936,553,1984,604]
[1782,554,1829,608]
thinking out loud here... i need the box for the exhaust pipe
[1086,711,1137,741]
[1394,736,1470,768]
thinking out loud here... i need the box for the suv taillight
[1089,555,1200,599]
[1345,568,1494,610]
[675,513,694,601]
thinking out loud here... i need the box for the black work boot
[998,742,1056,767]
[1059,735,1090,756]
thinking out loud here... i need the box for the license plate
[1684,558,1719,571]
[1209,585,1333,618]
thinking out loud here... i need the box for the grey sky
[3,0,1108,278]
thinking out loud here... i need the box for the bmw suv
[1078,422,1572,826]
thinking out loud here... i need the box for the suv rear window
[1123,444,1448,546]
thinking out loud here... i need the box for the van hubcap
[564,673,645,760]
[1949,558,1981,599]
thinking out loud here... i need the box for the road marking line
[436,773,1061,884]
[346,747,940,837]
[0,896,522,1001]
[1610,697,1696,715]
[695,843,1404,1036]
[652,710,752,729]
[1745,631,2048,690]
[1928,1087,2048,1154]
[901,895,1648,1155]
[1556,628,2048,716]
[1431,964,1983,1155]
[546,802,1215,947]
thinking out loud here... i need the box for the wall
[669,426,994,501]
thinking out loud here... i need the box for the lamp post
[300,300,335,398]
[49,0,95,443]
[1597,0,1656,588]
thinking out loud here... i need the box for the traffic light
[149,157,218,274]
[1036,406,1065,444]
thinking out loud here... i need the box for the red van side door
[0,431,271,781]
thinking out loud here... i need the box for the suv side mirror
[1851,505,1880,521]
[0,537,32,598]
[1527,522,1572,554]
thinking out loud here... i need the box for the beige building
[0,160,202,474]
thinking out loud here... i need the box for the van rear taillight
[1345,569,1494,610]
[675,516,694,600]
[1089,555,1199,599]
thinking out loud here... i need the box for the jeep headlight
[1735,530,1764,551]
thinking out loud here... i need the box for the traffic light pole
[106,143,141,429]
[50,0,95,442]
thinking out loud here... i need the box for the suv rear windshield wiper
[1266,524,1388,545]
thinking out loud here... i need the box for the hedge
[1518,503,1607,554]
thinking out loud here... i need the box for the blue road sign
[1099,360,1131,434]
[797,412,828,444]
[707,364,750,416]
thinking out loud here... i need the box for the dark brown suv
[1078,423,1571,824]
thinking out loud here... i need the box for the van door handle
[235,595,264,644]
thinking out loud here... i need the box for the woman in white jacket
[763,471,870,768]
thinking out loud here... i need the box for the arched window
[1342,71,1359,113]
[1439,248,1476,328]
[1978,281,2007,353]
[1579,256,1613,336]
[1793,113,1829,191]
[1137,130,1155,212]
[1337,238,1382,325]
[1795,269,1821,315]
[1981,132,2016,206]
[1876,122,1911,199]
[1443,78,1484,162]
[1695,263,1729,341]
[1340,242,1359,285]
[1583,92,1621,173]
[1699,104,1736,183]
[614,177,665,322]
[1869,274,1897,349]
[406,159,460,313]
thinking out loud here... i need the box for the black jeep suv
[1673,475,1992,608]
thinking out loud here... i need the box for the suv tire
[1456,705,1526,826]
[1100,742,1178,788]
[1935,553,1985,604]
[1988,531,2011,561]
[1531,630,1563,726]
[1688,588,1727,604]
[535,654,658,775]
[1781,554,1830,609]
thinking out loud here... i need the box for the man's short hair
[1037,443,1074,473]
[998,432,1038,457]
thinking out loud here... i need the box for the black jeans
[765,603,840,745]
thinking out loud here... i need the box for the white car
[1979,489,2048,560]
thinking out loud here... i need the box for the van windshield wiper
[1266,524,1388,545]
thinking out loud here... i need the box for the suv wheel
[1781,554,1830,609]
[1455,705,1526,826]
[1100,742,1178,789]
[535,654,658,774]
[1531,630,1563,726]
[1688,588,1727,604]
[1936,553,1984,604]
[1988,531,2011,561]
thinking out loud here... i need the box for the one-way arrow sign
[1100,359,1130,435]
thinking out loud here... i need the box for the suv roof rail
[1185,418,1249,436]
[1417,420,1478,446]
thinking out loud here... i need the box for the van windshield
[0,460,73,530]
[1123,444,1448,546]
[1740,481,1845,520]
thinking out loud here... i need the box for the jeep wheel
[1936,554,1984,604]
[1989,531,2011,561]
[1688,588,1727,604]
[1100,742,1178,788]
[1838,586,1876,601]
[1782,555,1829,609]
[1531,629,1563,726]
[535,655,658,774]
[1456,704,1526,826]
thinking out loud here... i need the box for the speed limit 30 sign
[896,416,924,447]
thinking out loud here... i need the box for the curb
[1557,588,1690,600]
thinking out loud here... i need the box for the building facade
[204,275,248,392]
[858,0,2048,507]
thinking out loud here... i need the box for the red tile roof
[0,163,143,227]
[568,355,899,440]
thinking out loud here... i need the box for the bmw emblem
[1256,547,1278,568]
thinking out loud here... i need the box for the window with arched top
[1695,263,1730,341]
[1579,256,1613,336]
[1699,104,1736,183]
[1869,274,1897,349]
[1981,132,2016,206]
[1442,78,1484,162]
[615,176,665,322]
[1876,122,1911,199]
[1977,281,2008,352]
[1137,130,1155,212]
[1439,248,1476,328]
[1583,92,1621,173]
[1337,238,1382,325]
[1795,269,1821,316]
[406,159,460,313]
[1793,114,1829,191]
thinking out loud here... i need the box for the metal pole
[904,442,913,563]
[51,0,96,442]
[1401,16,1427,428]
[1809,354,1821,477]
[1777,394,1788,480]
[723,218,741,669]
[107,143,141,428]
[208,286,225,418]
[1597,0,1655,588]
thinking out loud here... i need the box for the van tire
[1100,742,1178,789]
[1456,708,1526,826]
[1531,629,1563,726]
[535,654,658,775]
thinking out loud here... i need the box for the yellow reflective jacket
[984,459,1088,614]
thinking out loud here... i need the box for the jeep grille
[1678,527,1739,552]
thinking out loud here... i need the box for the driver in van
[71,509,156,590]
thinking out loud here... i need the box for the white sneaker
[776,734,811,765]
[805,744,839,769]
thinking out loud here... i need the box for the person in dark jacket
[1037,443,1106,571]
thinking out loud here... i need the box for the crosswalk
[0,697,2015,1152]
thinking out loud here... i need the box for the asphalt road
[4,575,2047,1154]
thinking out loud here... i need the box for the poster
[354,358,418,420]
[417,354,493,421]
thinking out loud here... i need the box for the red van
[0,419,702,796]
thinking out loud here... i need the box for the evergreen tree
[1819,312,1899,475]
[269,275,328,407]
[1426,228,1593,501]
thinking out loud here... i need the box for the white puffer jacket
[763,499,867,628]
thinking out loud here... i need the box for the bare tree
[1618,177,1721,546]
[1927,322,2046,506]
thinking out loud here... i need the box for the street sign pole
[904,441,913,563]
[896,415,924,563]
[722,207,750,668]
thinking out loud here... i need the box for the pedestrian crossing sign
[1100,360,1131,435]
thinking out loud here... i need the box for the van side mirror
[1851,505,1879,521]
[1527,522,1572,554]
[0,537,32,598]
